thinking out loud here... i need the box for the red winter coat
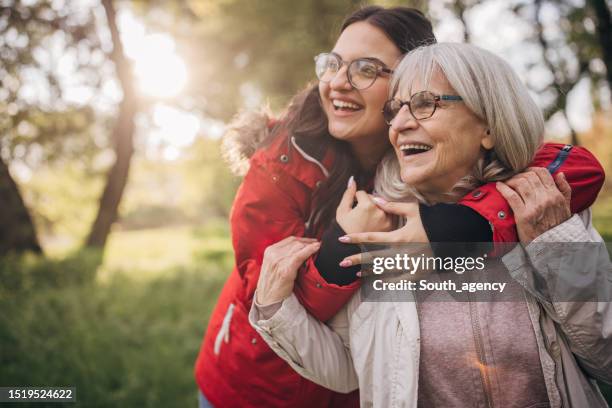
[195,119,604,407]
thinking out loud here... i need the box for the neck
[417,169,471,203]
[351,139,389,172]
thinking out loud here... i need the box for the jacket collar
[291,136,329,177]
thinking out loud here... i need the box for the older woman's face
[388,72,494,194]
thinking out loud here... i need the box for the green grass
[1,224,232,408]
[1,269,228,407]
[592,193,612,242]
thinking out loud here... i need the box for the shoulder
[458,183,517,243]
[250,128,333,192]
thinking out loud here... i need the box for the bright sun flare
[119,12,188,98]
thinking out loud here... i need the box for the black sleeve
[419,203,492,242]
[419,203,493,261]
[316,204,493,286]
[315,221,361,286]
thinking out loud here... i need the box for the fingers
[371,198,418,217]
[288,241,321,270]
[506,173,538,203]
[339,248,390,270]
[337,175,357,215]
[554,172,572,205]
[339,230,401,244]
[339,252,363,268]
[496,181,526,213]
[264,236,318,259]
[527,167,556,190]
[355,190,374,208]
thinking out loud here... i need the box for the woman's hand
[255,236,321,306]
[496,167,572,244]
[336,176,394,234]
[337,199,428,268]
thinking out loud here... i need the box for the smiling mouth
[332,99,363,113]
[399,143,433,156]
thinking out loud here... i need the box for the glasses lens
[383,99,402,124]
[409,91,436,120]
[349,60,379,89]
[315,53,340,82]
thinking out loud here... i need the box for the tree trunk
[453,0,472,43]
[85,0,138,249]
[0,155,42,255]
[587,0,612,92]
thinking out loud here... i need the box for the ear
[481,128,494,150]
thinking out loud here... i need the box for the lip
[332,108,362,118]
[394,138,433,149]
[328,94,364,118]
[329,93,362,107]
[394,138,434,160]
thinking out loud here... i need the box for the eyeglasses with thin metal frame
[382,91,463,125]
[314,52,394,90]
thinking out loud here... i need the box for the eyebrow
[330,52,390,68]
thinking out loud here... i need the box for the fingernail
[338,236,351,243]
[347,175,355,188]
[560,172,566,180]
[356,271,362,277]
[339,260,352,267]
[372,196,387,206]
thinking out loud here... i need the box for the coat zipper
[468,299,494,408]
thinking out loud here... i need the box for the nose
[391,105,418,133]
[329,65,352,91]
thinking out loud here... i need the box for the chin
[328,124,354,140]
[400,169,426,188]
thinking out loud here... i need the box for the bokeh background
[1,0,611,406]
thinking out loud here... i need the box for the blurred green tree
[448,0,611,145]
[0,0,101,254]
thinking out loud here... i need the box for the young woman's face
[388,72,494,194]
[319,22,401,151]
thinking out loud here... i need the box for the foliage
[0,263,228,407]
[0,0,106,163]
[119,138,240,230]
[21,160,105,242]
[0,225,233,407]
[593,194,612,242]
[0,249,100,297]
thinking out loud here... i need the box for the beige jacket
[249,210,612,407]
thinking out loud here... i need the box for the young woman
[251,42,611,408]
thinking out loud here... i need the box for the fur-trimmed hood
[221,110,273,176]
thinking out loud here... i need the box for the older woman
[249,43,611,407]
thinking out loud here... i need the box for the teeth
[399,144,432,152]
[333,99,361,110]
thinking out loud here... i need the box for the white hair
[375,42,544,204]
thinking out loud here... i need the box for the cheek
[319,82,330,103]
[433,127,482,170]
[363,81,389,113]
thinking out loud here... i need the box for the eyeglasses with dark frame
[382,91,464,125]
[314,52,394,90]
